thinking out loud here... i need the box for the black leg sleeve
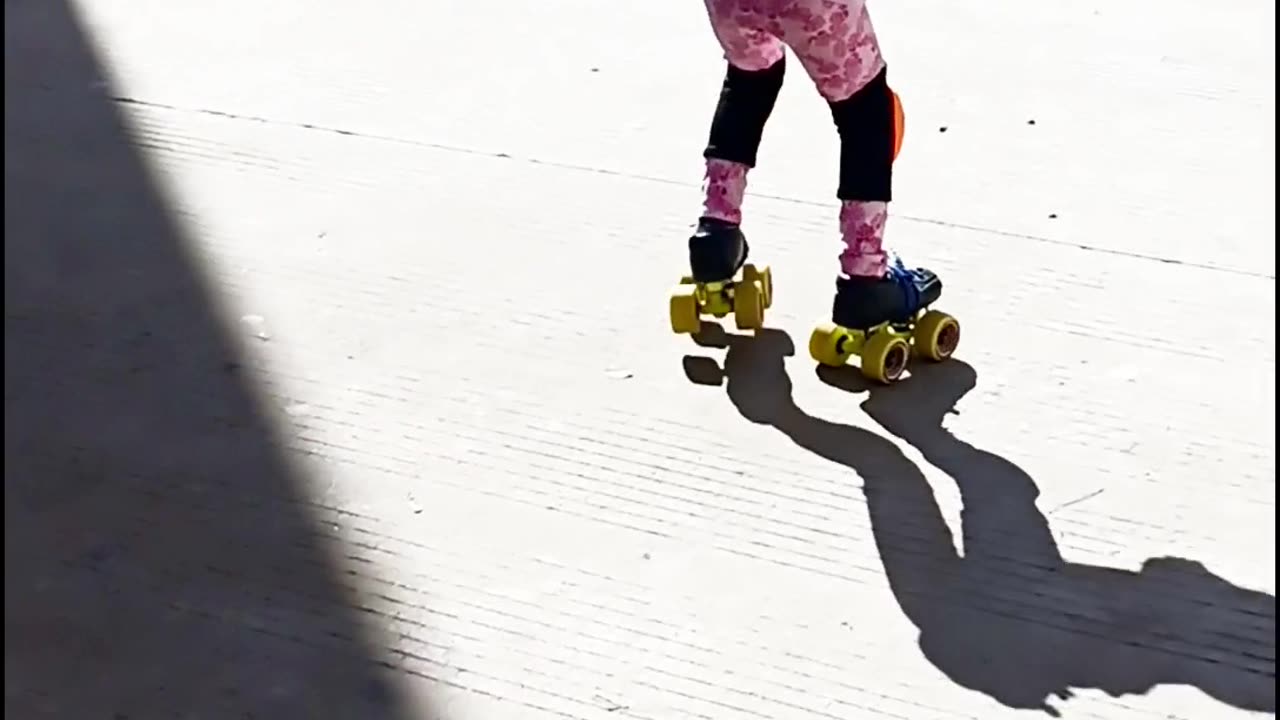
[829,66,894,202]
[703,57,786,168]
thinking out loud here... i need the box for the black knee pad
[703,57,786,168]
[829,67,895,202]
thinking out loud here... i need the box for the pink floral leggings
[705,0,884,102]
[700,0,891,277]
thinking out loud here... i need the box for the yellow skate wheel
[733,280,765,331]
[809,322,853,367]
[742,264,773,309]
[913,310,960,361]
[669,285,701,334]
[861,332,911,384]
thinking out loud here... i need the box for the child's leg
[775,0,941,327]
[829,65,894,279]
[773,0,890,278]
[687,2,788,282]
[699,2,787,225]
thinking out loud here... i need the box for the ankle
[702,159,748,224]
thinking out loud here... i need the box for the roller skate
[669,217,773,334]
[808,255,960,384]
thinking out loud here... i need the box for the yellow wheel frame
[809,322,853,367]
[861,331,911,384]
[669,285,701,334]
[913,310,960,362]
[733,279,765,331]
[808,304,959,382]
[742,264,773,310]
[670,263,770,336]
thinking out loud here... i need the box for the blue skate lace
[886,253,923,315]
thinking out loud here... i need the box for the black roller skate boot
[669,218,773,335]
[809,256,960,384]
[688,216,748,283]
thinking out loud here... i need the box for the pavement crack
[1049,488,1106,515]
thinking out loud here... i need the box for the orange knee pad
[892,90,905,162]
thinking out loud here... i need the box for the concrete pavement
[6,0,1274,718]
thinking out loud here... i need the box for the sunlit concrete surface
[6,0,1274,718]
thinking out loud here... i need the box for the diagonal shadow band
[683,326,1275,717]
[5,1,430,717]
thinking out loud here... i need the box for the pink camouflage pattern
[701,158,749,225]
[698,0,891,277]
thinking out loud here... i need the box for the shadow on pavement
[683,325,1275,716]
[5,1,425,717]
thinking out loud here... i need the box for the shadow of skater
[5,1,425,717]
[682,326,1275,716]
